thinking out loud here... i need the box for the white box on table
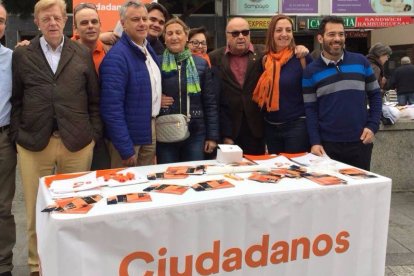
[216,144,243,164]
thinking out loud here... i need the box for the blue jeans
[397,93,414,105]
[265,118,310,154]
[156,133,205,164]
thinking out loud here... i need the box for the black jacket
[389,64,414,95]
[159,55,219,141]
[209,45,265,139]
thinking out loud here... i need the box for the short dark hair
[189,26,208,42]
[318,16,344,35]
[146,2,170,22]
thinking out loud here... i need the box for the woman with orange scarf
[253,15,312,154]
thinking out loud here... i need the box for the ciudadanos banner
[72,0,155,32]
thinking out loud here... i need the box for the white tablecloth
[36,160,391,276]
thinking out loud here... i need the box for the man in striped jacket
[302,16,382,170]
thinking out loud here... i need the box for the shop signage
[231,0,279,16]
[355,16,413,27]
[307,17,356,29]
[244,17,296,30]
[332,0,414,15]
[282,0,318,14]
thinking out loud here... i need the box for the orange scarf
[252,48,293,111]
[193,52,211,67]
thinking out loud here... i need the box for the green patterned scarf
[161,48,201,94]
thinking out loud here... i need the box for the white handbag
[155,94,191,143]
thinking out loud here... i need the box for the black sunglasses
[227,30,250,38]
[73,3,97,17]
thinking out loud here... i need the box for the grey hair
[119,0,146,20]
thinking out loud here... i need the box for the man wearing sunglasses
[209,17,309,155]
[209,17,267,155]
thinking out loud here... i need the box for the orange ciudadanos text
[119,231,350,276]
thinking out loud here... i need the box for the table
[36,159,391,276]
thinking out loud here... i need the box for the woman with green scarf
[156,18,219,164]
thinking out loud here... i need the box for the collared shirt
[321,51,344,66]
[93,40,106,74]
[225,43,255,87]
[40,36,64,74]
[0,44,12,127]
[132,40,162,117]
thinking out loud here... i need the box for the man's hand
[360,128,374,144]
[161,94,174,108]
[310,145,326,156]
[15,40,30,48]
[100,32,120,45]
[204,140,217,154]
[223,137,234,145]
[294,45,309,58]
[122,154,137,167]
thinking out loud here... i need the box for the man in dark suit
[209,17,266,155]
[10,0,101,274]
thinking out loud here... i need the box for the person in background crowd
[0,3,17,276]
[156,18,219,164]
[187,26,210,65]
[366,42,392,90]
[302,16,382,170]
[146,2,169,55]
[388,56,414,105]
[73,2,111,170]
[99,2,169,55]
[209,17,309,155]
[73,2,109,73]
[100,0,161,168]
[253,14,312,154]
[10,0,101,274]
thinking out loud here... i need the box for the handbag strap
[186,93,190,121]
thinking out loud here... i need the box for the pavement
[9,167,414,276]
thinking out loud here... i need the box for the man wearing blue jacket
[302,16,382,170]
[100,0,161,167]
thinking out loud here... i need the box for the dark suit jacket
[10,36,102,152]
[209,45,264,139]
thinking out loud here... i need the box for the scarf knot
[161,48,201,94]
[252,48,293,111]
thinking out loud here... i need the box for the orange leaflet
[248,172,282,183]
[143,184,189,195]
[192,179,235,191]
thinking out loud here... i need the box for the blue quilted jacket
[100,33,160,159]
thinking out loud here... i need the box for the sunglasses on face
[227,30,250,38]
[73,3,97,17]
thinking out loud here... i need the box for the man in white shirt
[10,0,101,274]
[100,0,161,167]
[0,4,17,276]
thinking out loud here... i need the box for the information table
[36,159,392,276]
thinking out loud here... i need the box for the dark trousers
[0,129,16,273]
[322,141,374,170]
[157,133,205,164]
[234,115,265,155]
[265,118,310,154]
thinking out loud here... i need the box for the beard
[321,40,344,59]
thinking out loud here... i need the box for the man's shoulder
[209,47,225,58]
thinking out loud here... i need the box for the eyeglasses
[73,3,97,17]
[189,40,207,47]
[226,30,250,38]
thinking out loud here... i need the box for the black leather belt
[0,125,10,132]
